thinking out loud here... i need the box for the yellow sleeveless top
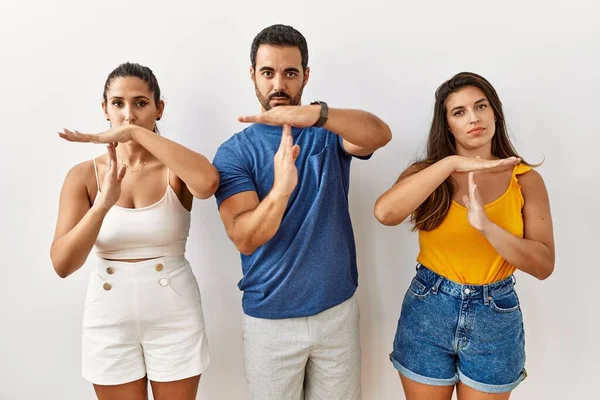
[416,164,532,284]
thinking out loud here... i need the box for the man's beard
[255,84,304,111]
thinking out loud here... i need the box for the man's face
[251,44,309,111]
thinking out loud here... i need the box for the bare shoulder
[518,169,551,206]
[66,160,95,182]
[62,159,99,200]
[518,169,547,191]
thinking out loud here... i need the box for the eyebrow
[450,98,488,113]
[258,66,301,73]
[109,95,151,101]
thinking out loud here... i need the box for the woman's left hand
[58,125,133,145]
[463,171,493,233]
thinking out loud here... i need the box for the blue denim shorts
[390,264,527,394]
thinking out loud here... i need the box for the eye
[262,71,273,78]
[477,104,488,110]
[112,101,123,107]
[286,72,298,78]
[136,101,148,107]
[453,110,464,117]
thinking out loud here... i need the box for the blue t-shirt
[213,123,369,319]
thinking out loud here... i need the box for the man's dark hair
[250,24,309,71]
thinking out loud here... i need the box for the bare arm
[218,124,298,256]
[374,156,521,226]
[469,170,555,280]
[59,126,219,199]
[130,127,219,199]
[323,108,392,157]
[219,191,290,256]
[374,158,454,226]
[238,105,392,157]
[50,144,126,278]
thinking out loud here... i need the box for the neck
[116,142,153,166]
[455,144,495,160]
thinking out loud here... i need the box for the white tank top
[92,159,191,259]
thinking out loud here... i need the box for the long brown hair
[406,72,528,231]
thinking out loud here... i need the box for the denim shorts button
[464,288,471,294]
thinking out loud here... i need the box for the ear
[102,101,109,121]
[303,66,310,87]
[157,99,165,120]
[250,66,255,82]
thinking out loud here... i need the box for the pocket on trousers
[407,277,433,299]
[490,290,521,313]
[166,264,202,304]
[84,272,106,306]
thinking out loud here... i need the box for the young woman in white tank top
[51,62,219,400]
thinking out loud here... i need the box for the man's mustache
[269,91,291,100]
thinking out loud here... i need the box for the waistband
[415,263,515,300]
[95,256,189,280]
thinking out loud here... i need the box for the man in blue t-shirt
[213,24,391,400]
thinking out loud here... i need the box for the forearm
[51,205,108,278]
[482,223,555,280]
[323,108,392,149]
[374,157,455,226]
[228,191,290,255]
[131,127,219,199]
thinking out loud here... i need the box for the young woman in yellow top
[375,72,555,400]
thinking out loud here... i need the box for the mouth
[270,97,290,101]
[468,127,485,134]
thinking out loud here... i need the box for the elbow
[50,246,76,279]
[51,256,70,279]
[192,173,220,200]
[535,263,555,281]
[379,122,392,147]
[236,241,257,256]
[374,199,403,226]
[231,235,258,256]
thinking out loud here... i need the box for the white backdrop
[1,0,598,399]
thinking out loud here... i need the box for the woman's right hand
[450,155,521,173]
[95,143,127,211]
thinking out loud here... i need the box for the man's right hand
[272,124,300,198]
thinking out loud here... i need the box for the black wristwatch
[310,101,328,127]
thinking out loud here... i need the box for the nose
[272,75,285,93]
[468,109,480,124]
[124,106,136,123]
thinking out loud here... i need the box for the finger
[107,144,118,174]
[283,134,292,162]
[474,184,484,203]
[282,123,292,137]
[58,128,78,142]
[277,126,287,154]
[57,132,75,141]
[469,176,479,201]
[116,164,127,184]
[291,144,300,161]
[74,130,96,143]
[238,114,261,123]
[468,171,475,192]
[462,195,470,208]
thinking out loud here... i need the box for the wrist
[269,186,291,202]
[442,156,458,173]
[309,101,328,127]
[480,219,497,235]
[91,201,112,215]
[128,126,142,142]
